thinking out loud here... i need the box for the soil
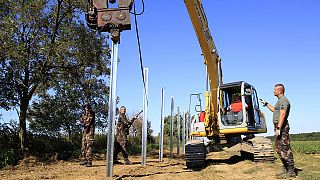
[0,151,286,180]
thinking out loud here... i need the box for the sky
[1,0,320,136]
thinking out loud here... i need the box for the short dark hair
[120,106,126,109]
[275,83,285,93]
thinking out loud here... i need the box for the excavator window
[220,87,245,126]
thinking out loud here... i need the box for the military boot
[80,160,87,166]
[286,165,296,178]
[86,161,92,167]
[113,160,122,164]
[124,159,133,165]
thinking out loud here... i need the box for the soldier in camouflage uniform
[80,104,95,167]
[113,106,137,165]
[260,84,296,178]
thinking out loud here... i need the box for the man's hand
[259,98,268,106]
[275,129,281,137]
[134,110,143,119]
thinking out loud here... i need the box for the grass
[243,167,258,174]
[284,141,320,179]
[293,152,320,179]
[291,141,320,154]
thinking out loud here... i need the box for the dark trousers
[81,129,94,162]
[114,138,129,160]
[274,123,295,167]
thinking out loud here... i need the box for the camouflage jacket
[81,110,95,134]
[116,114,134,139]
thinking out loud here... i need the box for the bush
[0,122,20,169]
[0,149,20,169]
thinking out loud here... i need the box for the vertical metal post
[142,68,148,165]
[106,41,119,177]
[188,112,191,141]
[182,110,185,155]
[186,111,189,141]
[177,106,180,157]
[170,96,174,158]
[159,88,165,162]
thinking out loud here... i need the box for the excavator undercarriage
[185,136,274,168]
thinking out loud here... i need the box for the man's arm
[277,109,286,129]
[265,103,275,112]
[259,99,275,112]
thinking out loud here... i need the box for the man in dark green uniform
[80,104,95,167]
[260,84,296,178]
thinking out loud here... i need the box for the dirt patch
[0,151,282,180]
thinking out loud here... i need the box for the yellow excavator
[184,0,274,168]
[85,0,274,168]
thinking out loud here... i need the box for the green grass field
[291,141,320,154]
[285,141,320,179]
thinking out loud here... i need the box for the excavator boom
[184,0,222,132]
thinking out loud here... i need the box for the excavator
[183,0,274,168]
[85,0,274,168]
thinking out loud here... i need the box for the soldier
[80,104,95,167]
[260,84,296,178]
[113,106,137,165]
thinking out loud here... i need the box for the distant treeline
[267,132,320,141]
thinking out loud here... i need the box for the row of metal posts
[106,41,149,176]
[107,43,190,176]
[159,89,192,161]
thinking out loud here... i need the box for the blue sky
[2,0,320,136]
[116,0,320,136]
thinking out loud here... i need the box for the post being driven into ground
[106,41,119,177]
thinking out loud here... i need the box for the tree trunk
[67,125,72,143]
[19,98,29,153]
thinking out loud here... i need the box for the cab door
[251,88,262,127]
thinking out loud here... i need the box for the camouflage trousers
[274,123,294,167]
[114,136,129,160]
[81,128,94,162]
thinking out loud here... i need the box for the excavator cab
[218,81,267,134]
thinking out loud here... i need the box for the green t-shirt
[273,95,290,124]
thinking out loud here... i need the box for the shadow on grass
[185,155,246,171]
[114,170,192,180]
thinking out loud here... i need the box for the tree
[128,113,155,152]
[28,65,110,141]
[0,0,110,152]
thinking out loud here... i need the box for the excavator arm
[184,0,223,136]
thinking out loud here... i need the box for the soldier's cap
[83,104,92,110]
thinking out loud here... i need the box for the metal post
[142,68,148,165]
[182,110,185,155]
[106,41,119,177]
[170,96,174,158]
[186,111,189,141]
[159,88,165,161]
[188,112,191,141]
[177,106,180,157]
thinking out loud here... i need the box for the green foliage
[0,149,20,169]
[291,141,320,154]
[267,132,320,141]
[0,0,110,151]
[93,133,107,154]
[289,132,320,141]
[0,122,20,168]
[163,114,186,146]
